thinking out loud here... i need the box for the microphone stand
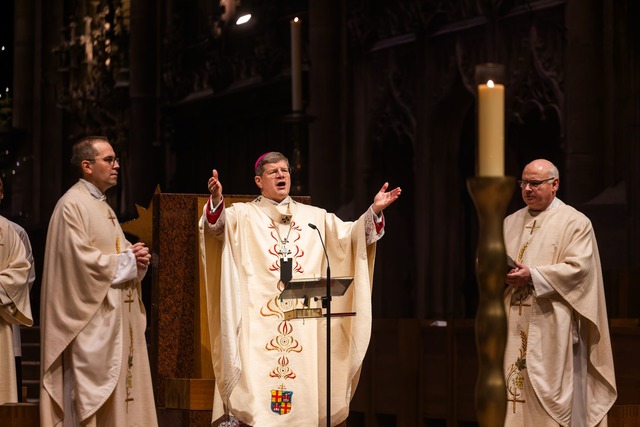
[325,260,331,427]
[309,223,331,426]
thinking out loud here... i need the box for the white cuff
[112,250,139,285]
[531,268,556,297]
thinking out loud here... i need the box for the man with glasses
[503,159,616,426]
[199,151,401,426]
[40,136,158,426]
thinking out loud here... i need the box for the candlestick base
[467,176,515,427]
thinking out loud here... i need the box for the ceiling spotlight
[236,13,252,25]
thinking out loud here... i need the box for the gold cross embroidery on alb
[525,219,540,235]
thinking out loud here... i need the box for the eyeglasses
[264,167,291,177]
[85,156,119,166]
[517,177,555,189]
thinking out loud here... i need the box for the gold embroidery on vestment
[254,203,307,395]
[125,288,135,312]
[525,219,540,235]
[506,330,527,413]
[108,210,117,226]
[125,322,135,411]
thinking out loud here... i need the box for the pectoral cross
[278,238,292,284]
[525,220,540,235]
[278,238,292,262]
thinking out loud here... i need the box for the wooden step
[20,342,40,362]
[0,402,39,427]
[19,326,40,344]
[20,361,40,402]
[16,324,41,399]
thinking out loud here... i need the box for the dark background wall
[2,0,638,323]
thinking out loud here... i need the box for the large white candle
[290,17,302,111]
[477,80,505,176]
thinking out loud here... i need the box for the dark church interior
[1,0,639,425]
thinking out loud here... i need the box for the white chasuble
[200,197,379,426]
[503,199,616,427]
[40,182,158,427]
[0,215,32,404]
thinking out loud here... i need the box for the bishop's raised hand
[208,169,223,206]
[372,182,402,215]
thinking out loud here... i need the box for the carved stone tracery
[52,0,131,144]
[348,0,566,142]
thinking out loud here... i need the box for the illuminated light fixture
[236,13,251,25]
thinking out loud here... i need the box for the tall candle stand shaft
[467,176,514,427]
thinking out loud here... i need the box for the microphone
[308,223,330,274]
[308,222,331,301]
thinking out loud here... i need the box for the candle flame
[294,17,300,23]
[487,80,495,88]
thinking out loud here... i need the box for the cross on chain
[278,238,292,262]
[525,220,540,235]
[507,396,526,413]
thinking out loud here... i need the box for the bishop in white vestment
[199,152,401,426]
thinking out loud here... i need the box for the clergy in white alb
[503,159,616,427]
[199,152,401,426]
[0,214,32,404]
[0,176,37,396]
[40,136,158,427]
[9,219,36,401]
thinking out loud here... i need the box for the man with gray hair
[503,159,617,426]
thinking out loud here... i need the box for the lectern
[279,276,354,426]
[280,276,354,319]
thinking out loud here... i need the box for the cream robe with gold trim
[40,182,157,427]
[0,215,32,404]
[200,197,379,426]
[503,199,617,427]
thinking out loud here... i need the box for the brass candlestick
[467,176,514,427]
